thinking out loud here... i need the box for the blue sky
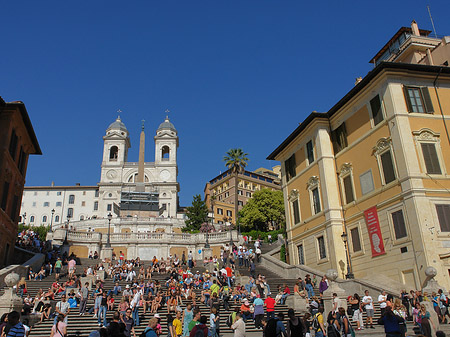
[2,0,449,206]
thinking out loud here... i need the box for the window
[312,188,321,214]
[292,199,300,224]
[360,170,375,195]
[217,208,223,215]
[80,215,84,220]
[306,140,315,165]
[81,201,86,207]
[436,204,450,232]
[317,236,327,259]
[226,210,233,217]
[30,216,35,222]
[238,190,243,196]
[1,182,9,211]
[57,191,62,196]
[56,202,62,207]
[95,189,99,197]
[10,195,19,222]
[381,151,396,184]
[34,191,37,196]
[67,208,73,218]
[350,227,362,252]
[107,204,112,212]
[43,202,50,207]
[17,147,27,174]
[421,143,442,174]
[109,146,118,160]
[246,192,251,197]
[298,244,305,265]
[331,123,348,153]
[9,129,18,160]
[43,215,47,223]
[343,175,355,204]
[238,201,243,206]
[284,154,296,182]
[224,192,229,198]
[370,95,384,126]
[55,215,60,222]
[392,210,407,239]
[403,86,434,113]
[32,202,36,207]
[94,201,98,211]
[68,194,75,204]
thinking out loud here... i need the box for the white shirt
[378,294,387,308]
[362,295,373,310]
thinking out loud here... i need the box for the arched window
[80,215,84,220]
[109,146,118,161]
[55,215,60,222]
[67,208,73,218]
[43,215,47,223]
[68,194,75,204]
[161,146,170,161]
[30,216,35,222]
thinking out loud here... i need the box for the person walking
[50,314,67,337]
[130,288,141,326]
[378,306,404,337]
[286,308,304,337]
[362,290,375,329]
[79,282,89,316]
[210,307,219,337]
[231,313,246,337]
[182,303,193,337]
[98,292,108,327]
[54,294,70,325]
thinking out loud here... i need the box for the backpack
[312,313,320,331]
[327,322,341,337]
[265,318,278,337]
[140,328,151,337]
[193,325,205,337]
[226,314,233,327]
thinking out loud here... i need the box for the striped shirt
[6,322,25,337]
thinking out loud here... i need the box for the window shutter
[340,123,348,148]
[292,200,300,224]
[421,87,434,113]
[370,95,384,125]
[436,205,450,232]
[421,143,441,174]
[330,129,338,154]
[392,210,407,239]
[403,86,413,112]
[381,151,396,184]
[343,175,354,203]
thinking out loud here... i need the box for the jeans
[227,277,232,288]
[239,257,243,266]
[281,293,289,304]
[79,299,87,314]
[306,284,314,298]
[267,311,275,320]
[132,306,140,326]
[315,331,324,337]
[242,311,252,322]
[98,306,107,326]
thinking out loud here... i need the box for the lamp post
[341,231,354,279]
[106,213,112,248]
[22,212,26,225]
[50,209,55,231]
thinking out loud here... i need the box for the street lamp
[341,231,354,279]
[106,213,112,248]
[22,212,27,225]
[50,209,55,231]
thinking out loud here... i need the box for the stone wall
[0,248,45,288]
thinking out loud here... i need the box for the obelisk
[136,120,145,188]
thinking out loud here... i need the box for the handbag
[56,323,67,337]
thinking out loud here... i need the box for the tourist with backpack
[286,308,304,337]
[189,316,208,337]
[312,306,326,337]
[338,307,353,337]
[326,311,341,337]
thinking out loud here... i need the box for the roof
[208,168,280,186]
[369,26,432,64]
[267,62,450,160]
[0,98,42,155]
[157,116,177,132]
[107,116,128,132]
[24,185,98,190]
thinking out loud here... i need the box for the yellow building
[204,167,281,225]
[268,21,450,290]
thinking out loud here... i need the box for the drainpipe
[433,67,450,147]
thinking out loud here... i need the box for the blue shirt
[276,319,286,336]
[143,327,158,337]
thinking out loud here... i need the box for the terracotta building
[0,98,41,267]
[268,21,450,289]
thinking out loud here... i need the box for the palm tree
[223,148,249,233]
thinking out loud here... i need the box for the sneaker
[93,314,97,318]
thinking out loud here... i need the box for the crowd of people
[2,234,450,337]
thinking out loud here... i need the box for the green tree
[184,194,209,232]
[239,189,285,232]
[223,148,249,229]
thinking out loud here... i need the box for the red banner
[364,206,385,257]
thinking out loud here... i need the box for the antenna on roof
[427,5,438,38]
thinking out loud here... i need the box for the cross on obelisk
[117,109,122,118]
[165,109,170,118]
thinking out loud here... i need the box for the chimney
[355,77,363,85]
[137,120,145,183]
[75,183,80,186]
[411,20,420,36]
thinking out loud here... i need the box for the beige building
[204,167,281,225]
[268,21,450,289]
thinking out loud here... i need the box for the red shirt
[284,286,291,295]
[225,267,232,277]
[265,297,276,311]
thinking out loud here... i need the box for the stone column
[422,266,446,294]
[323,269,347,315]
[0,273,23,317]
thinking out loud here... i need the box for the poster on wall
[364,206,386,257]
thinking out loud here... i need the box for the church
[20,115,182,228]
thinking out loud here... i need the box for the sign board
[364,206,385,257]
